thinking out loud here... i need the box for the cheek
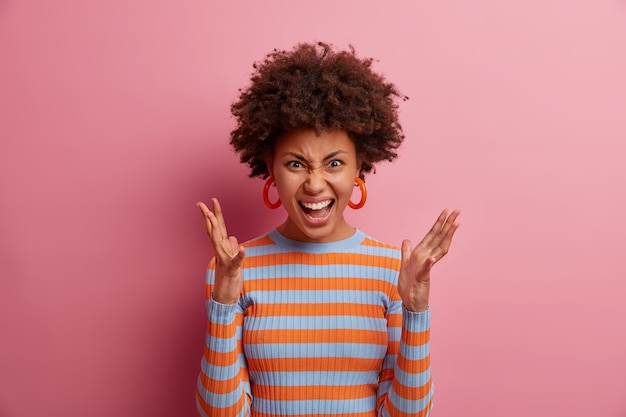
[333,177,358,199]
[274,175,300,198]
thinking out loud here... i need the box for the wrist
[404,302,429,313]
[212,291,239,305]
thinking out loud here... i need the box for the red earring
[263,177,281,209]
[348,177,367,209]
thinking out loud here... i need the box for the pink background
[2,1,626,416]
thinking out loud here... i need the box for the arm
[377,209,460,416]
[377,303,433,417]
[195,199,250,416]
[196,261,251,417]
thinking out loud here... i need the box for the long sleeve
[377,303,433,417]
[196,261,251,417]
[195,230,438,417]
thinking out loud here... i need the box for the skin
[197,129,460,312]
[271,129,361,243]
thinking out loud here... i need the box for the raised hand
[196,198,245,305]
[397,210,460,312]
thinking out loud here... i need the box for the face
[270,129,361,243]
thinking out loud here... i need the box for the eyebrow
[282,150,348,163]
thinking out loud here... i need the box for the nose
[302,166,327,195]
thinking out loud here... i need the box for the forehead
[274,129,356,158]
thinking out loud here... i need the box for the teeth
[301,200,331,210]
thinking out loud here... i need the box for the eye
[328,160,343,168]
[287,161,303,169]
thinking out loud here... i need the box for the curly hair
[229,42,408,179]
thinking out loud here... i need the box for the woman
[196,42,460,417]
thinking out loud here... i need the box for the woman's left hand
[397,209,461,312]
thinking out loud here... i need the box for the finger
[196,201,210,219]
[206,198,231,240]
[432,209,461,245]
[231,244,246,271]
[439,217,460,254]
[228,236,240,255]
[420,209,449,246]
[212,198,230,242]
[401,239,413,266]
[196,201,213,236]
[432,219,460,262]
[197,201,237,259]
[205,210,224,244]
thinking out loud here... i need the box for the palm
[197,198,245,305]
[397,210,460,312]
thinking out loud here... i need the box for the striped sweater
[196,229,433,417]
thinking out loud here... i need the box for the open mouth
[299,199,334,221]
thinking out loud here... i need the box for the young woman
[196,42,460,417]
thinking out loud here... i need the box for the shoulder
[239,230,288,258]
[241,232,275,249]
[356,232,401,259]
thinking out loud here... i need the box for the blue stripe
[244,315,387,330]
[246,243,400,259]
[207,299,238,324]
[388,382,433,414]
[196,377,242,408]
[393,366,431,388]
[252,396,377,414]
[377,379,392,398]
[246,289,389,304]
[387,326,401,342]
[382,353,397,371]
[399,341,430,360]
[200,356,239,381]
[402,306,431,332]
[242,264,398,281]
[247,370,381,385]
[195,396,210,417]
[243,342,387,359]
[205,333,242,353]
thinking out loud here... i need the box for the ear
[266,159,274,178]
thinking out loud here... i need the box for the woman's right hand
[196,198,245,305]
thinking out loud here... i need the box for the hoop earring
[263,177,281,209]
[348,177,367,209]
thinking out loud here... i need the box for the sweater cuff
[207,295,238,328]
[402,305,431,333]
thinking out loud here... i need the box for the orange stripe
[244,276,396,292]
[401,329,430,347]
[239,367,250,383]
[397,355,430,374]
[386,313,402,327]
[361,237,400,250]
[253,383,377,401]
[391,377,432,401]
[196,389,247,417]
[383,394,433,417]
[203,348,238,367]
[207,322,237,339]
[198,372,241,395]
[244,235,274,248]
[387,341,400,354]
[379,368,394,382]
[253,410,375,417]
[246,356,382,372]
[247,302,385,318]
[242,252,399,268]
[244,328,387,344]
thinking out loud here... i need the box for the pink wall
[2,1,625,416]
